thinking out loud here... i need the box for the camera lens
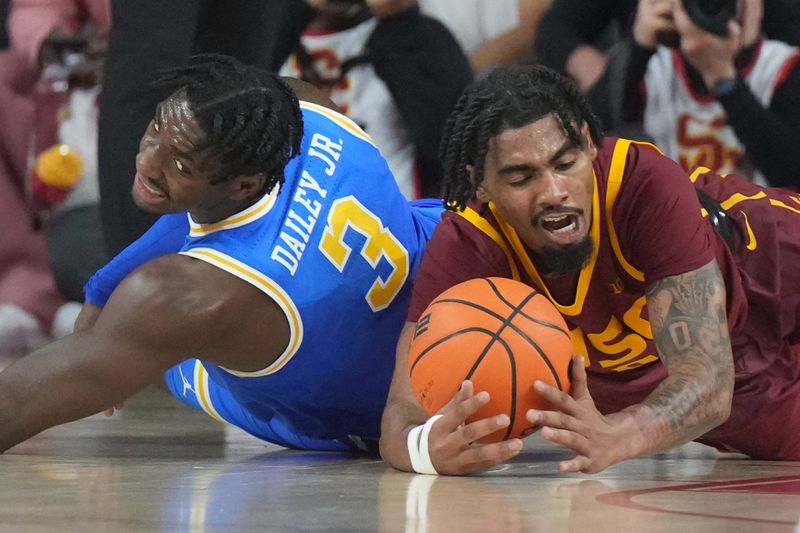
[681,0,737,36]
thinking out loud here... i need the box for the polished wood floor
[1,355,799,532]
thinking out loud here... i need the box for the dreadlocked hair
[153,54,303,191]
[439,64,602,211]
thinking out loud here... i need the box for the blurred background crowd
[0,0,798,353]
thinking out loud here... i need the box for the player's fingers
[533,380,577,412]
[438,381,474,412]
[558,455,591,473]
[442,439,523,475]
[458,414,511,445]
[525,408,580,433]
[438,390,490,431]
[568,356,591,400]
[540,426,591,457]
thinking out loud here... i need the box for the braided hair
[154,54,303,191]
[440,65,602,211]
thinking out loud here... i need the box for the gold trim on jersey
[456,207,521,281]
[300,101,375,146]
[606,139,645,282]
[189,184,281,237]
[740,211,757,251]
[688,166,712,183]
[194,360,226,423]
[770,198,800,215]
[179,248,303,377]
[490,173,601,318]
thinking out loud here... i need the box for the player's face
[476,114,597,272]
[132,95,230,219]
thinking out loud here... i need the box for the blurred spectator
[0,0,110,351]
[9,0,109,70]
[617,0,800,187]
[535,0,800,129]
[281,0,472,198]
[97,0,309,257]
[418,0,550,76]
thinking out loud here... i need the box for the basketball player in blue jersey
[0,55,442,453]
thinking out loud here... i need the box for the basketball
[407,277,573,443]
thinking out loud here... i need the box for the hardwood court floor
[0,383,798,532]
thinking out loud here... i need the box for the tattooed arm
[525,260,734,473]
[634,260,734,449]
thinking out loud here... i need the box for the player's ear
[469,164,491,203]
[581,122,598,159]
[228,173,267,201]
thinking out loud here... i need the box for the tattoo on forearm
[643,262,734,445]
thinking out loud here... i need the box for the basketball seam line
[426,297,565,391]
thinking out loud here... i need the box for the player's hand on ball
[525,356,625,474]
[427,380,524,475]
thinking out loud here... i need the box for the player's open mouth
[540,213,578,233]
[535,211,585,246]
[134,173,167,201]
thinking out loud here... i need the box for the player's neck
[188,194,265,225]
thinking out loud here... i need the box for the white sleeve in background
[418,0,521,53]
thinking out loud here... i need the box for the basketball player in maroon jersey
[380,64,800,475]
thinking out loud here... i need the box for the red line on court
[596,475,800,526]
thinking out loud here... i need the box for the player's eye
[174,159,188,174]
[509,175,532,187]
[555,160,576,172]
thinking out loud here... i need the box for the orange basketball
[407,277,573,443]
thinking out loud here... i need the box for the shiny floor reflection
[1,387,798,532]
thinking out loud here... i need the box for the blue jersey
[85,102,442,447]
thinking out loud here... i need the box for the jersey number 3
[319,196,409,312]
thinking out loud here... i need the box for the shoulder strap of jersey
[299,100,375,147]
[605,139,661,283]
[457,207,521,280]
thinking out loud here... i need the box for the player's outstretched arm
[527,260,734,473]
[379,322,523,475]
[0,254,268,453]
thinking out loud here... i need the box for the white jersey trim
[299,100,376,147]
[188,183,281,237]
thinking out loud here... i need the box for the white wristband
[406,414,444,475]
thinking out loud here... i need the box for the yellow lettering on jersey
[770,198,800,215]
[719,191,766,210]
[319,196,409,311]
[622,296,653,339]
[569,315,658,372]
[570,326,590,363]
[688,166,712,183]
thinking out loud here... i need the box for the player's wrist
[406,414,444,474]
[702,65,737,94]
[608,408,651,461]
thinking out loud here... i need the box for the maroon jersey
[410,138,800,459]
